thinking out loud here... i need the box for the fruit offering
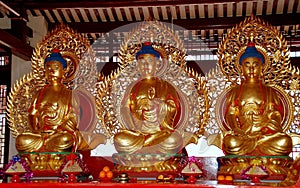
[99,166,113,182]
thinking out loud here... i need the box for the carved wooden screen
[0,53,10,168]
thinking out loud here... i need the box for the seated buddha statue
[15,49,105,153]
[222,42,293,156]
[114,42,186,155]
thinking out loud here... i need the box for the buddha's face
[241,57,263,80]
[137,54,157,78]
[45,61,64,83]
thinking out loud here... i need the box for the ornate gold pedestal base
[217,155,293,181]
[19,152,75,177]
[112,153,185,177]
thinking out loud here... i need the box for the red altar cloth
[0,182,300,188]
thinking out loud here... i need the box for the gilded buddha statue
[15,49,105,153]
[222,42,293,156]
[97,21,209,174]
[6,25,107,175]
[204,15,300,183]
[114,42,185,154]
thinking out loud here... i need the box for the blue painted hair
[136,42,160,59]
[44,49,67,69]
[239,43,264,64]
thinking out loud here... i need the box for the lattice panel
[0,85,7,168]
[0,56,9,66]
[290,145,300,160]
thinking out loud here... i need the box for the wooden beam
[7,0,253,9]
[0,29,33,61]
[49,13,300,34]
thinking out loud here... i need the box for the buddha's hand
[261,126,277,135]
[232,128,246,136]
[162,99,178,130]
[252,113,264,123]
[28,113,41,132]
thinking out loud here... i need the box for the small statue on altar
[15,49,106,153]
[223,43,293,155]
[222,42,293,156]
[114,42,186,154]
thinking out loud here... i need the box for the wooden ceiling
[1,0,300,61]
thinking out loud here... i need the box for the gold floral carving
[217,15,296,87]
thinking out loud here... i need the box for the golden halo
[118,21,186,69]
[60,51,80,83]
[31,24,90,87]
[217,15,290,86]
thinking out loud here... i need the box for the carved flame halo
[58,51,80,83]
